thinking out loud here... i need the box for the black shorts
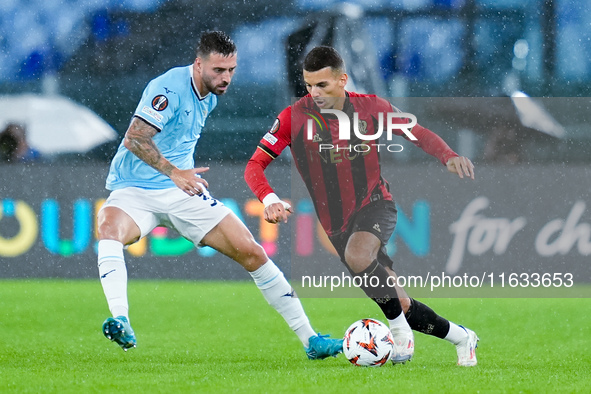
[328,199,397,270]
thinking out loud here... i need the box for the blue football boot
[306,333,343,360]
[102,316,136,351]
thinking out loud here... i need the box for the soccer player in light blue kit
[96,31,342,359]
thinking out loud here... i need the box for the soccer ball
[343,318,394,367]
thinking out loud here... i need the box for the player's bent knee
[400,297,411,313]
[97,220,118,241]
[97,209,140,245]
[236,241,268,271]
[344,251,374,274]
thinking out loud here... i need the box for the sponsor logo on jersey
[263,132,278,145]
[151,95,168,111]
[141,106,163,122]
[269,118,280,134]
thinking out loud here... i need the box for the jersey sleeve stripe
[257,143,278,159]
[133,114,162,132]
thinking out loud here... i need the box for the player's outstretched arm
[245,147,292,224]
[400,120,475,180]
[124,117,209,196]
[446,156,475,180]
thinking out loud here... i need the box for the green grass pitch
[0,280,589,393]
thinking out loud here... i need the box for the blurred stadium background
[1,0,590,162]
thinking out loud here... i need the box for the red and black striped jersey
[245,92,458,237]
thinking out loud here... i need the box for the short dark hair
[303,46,345,73]
[196,31,236,58]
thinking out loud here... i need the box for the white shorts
[100,187,231,245]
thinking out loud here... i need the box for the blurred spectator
[483,128,522,164]
[0,123,42,163]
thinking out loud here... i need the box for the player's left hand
[170,166,210,196]
[262,193,293,224]
[446,156,475,180]
[264,201,293,224]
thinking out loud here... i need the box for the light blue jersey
[106,65,217,190]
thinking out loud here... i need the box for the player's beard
[211,82,230,95]
[203,75,229,96]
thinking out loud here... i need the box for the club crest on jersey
[152,95,168,111]
[358,120,368,135]
[312,134,322,142]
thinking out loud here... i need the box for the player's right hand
[170,167,210,196]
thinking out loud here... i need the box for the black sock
[405,299,450,339]
[354,259,402,319]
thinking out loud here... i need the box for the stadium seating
[0,0,163,82]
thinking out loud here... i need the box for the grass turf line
[0,279,589,393]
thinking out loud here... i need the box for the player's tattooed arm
[124,117,175,176]
[123,116,209,196]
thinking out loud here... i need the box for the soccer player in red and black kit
[244,46,479,366]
